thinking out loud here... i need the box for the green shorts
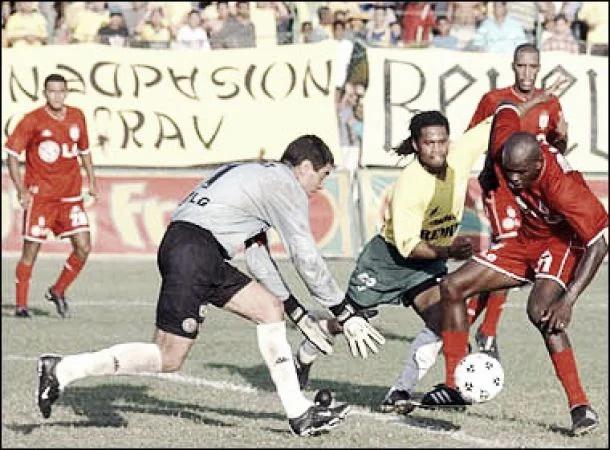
[346,235,447,309]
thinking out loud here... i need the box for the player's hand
[294,313,334,355]
[448,237,473,260]
[342,315,385,359]
[540,295,574,333]
[17,189,31,209]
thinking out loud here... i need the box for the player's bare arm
[6,154,30,208]
[541,233,608,333]
[79,153,98,198]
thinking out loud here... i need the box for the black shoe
[570,405,599,436]
[37,354,62,419]
[420,384,471,411]
[289,403,348,436]
[15,308,32,318]
[378,389,415,414]
[475,330,500,361]
[45,288,69,318]
[295,355,312,390]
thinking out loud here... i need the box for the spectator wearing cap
[346,11,368,41]
[107,2,148,37]
[135,6,172,48]
[431,15,458,50]
[72,1,109,43]
[4,1,48,47]
[175,9,210,50]
[542,13,579,54]
[97,11,129,46]
[469,2,527,53]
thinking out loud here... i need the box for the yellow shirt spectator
[4,9,47,47]
[72,8,109,42]
[578,2,608,46]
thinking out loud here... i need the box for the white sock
[55,342,163,390]
[393,327,442,393]
[257,322,312,418]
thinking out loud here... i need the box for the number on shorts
[535,250,553,274]
[69,205,88,227]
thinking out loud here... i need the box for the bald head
[502,132,543,192]
[502,132,540,165]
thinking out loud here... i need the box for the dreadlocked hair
[392,111,450,156]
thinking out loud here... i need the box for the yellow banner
[362,48,608,172]
[2,42,341,167]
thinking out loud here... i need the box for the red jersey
[489,105,608,245]
[5,106,89,200]
[470,86,563,193]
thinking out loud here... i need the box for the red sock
[551,348,589,409]
[16,262,33,309]
[442,330,469,388]
[52,253,86,297]
[466,295,487,325]
[479,291,507,336]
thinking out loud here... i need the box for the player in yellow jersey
[292,110,492,395]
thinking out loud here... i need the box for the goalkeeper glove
[330,299,385,359]
[284,295,334,355]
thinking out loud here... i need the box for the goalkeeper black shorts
[155,220,251,339]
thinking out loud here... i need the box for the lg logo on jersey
[38,141,79,163]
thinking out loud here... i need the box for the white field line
[7,354,505,447]
[23,300,609,309]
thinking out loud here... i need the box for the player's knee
[258,297,284,324]
[439,277,462,304]
[75,242,91,259]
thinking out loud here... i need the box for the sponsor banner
[362,48,608,172]
[2,42,341,167]
[357,168,608,253]
[1,168,355,257]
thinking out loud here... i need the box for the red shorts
[23,195,90,242]
[482,186,522,241]
[473,233,584,290]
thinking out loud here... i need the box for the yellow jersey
[381,117,493,257]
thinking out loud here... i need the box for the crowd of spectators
[2,1,607,171]
[2,2,607,55]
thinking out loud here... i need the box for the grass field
[2,255,608,448]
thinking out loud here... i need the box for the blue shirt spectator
[469,2,526,53]
[431,16,459,50]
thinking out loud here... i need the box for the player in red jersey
[466,43,569,359]
[5,74,97,318]
[419,98,607,436]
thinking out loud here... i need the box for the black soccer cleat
[289,403,349,436]
[570,405,599,436]
[420,384,471,411]
[475,329,500,362]
[37,354,62,419]
[15,308,32,318]
[378,388,415,414]
[294,354,312,390]
[45,288,69,318]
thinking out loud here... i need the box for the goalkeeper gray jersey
[171,161,343,308]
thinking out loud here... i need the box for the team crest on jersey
[38,140,60,163]
[41,129,52,137]
[69,124,80,142]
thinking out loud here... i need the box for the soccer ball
[454,353,504,403]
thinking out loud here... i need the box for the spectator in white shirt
[175,9,210,50]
